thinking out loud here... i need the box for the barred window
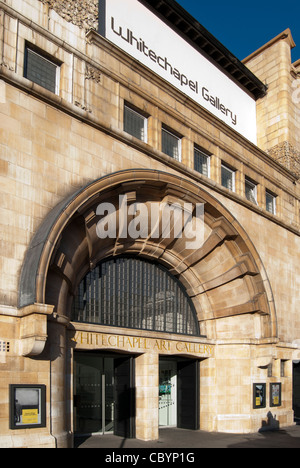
[162,127,181,161]
[245,178,258,205]
[266,190,276,214]
[72,257,200,336]
[221,163,235,191]
[124,104,147,142]
[194,147,210,177]
[24,46,60,94]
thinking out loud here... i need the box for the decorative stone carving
[39,0,99,30]
[19,303,54,356]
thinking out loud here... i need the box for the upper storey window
[221,163,235,192]
[245,178,258,205]
[124,104,148,142]
[24,45,60,94]
[266,190,277,215]
[194,147,210,177]
[162,126,181,161]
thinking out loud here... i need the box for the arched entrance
[72,256,202,437]
[18,169,276,445]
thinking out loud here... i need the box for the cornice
[243,28,296,64]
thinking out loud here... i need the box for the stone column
[46,316,71,448]
[135,353,159,441]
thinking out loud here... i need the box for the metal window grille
[25,48,58,94]
[194,148,210,177]
[266,191,276,214]
[267,363,273,377]
[124,105,147,141]
[221,164,235,191]
[245,178,258,204]
[72,257,200,336]
[281,360,286,377]
[162,128,181,161]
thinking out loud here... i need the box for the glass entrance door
[159,359,177,427]
[74,353,114,435]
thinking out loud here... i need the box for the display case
[9,384,46,429]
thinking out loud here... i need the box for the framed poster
[253,383,266,409]
[9,384,46,429]
[270,383,282,407]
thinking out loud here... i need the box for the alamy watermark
[96,195,205,250]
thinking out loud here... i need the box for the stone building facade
[0,0,299,448]
[244,29,300,179]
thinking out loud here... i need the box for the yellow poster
[273,396,279,405]
[256,397,261,406]
[22,409,38,424]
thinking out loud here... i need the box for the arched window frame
[72,256,200,337]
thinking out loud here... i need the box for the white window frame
[266,190,277,215]
[245,177,258,205]
[194,146,211,178]
[221,163,236,192]
[124,104,148,143]
[161,127,182,162]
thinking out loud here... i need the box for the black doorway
[114,355,135,438]
[293,361,300,419]
[73,352,135,438]
[177,359,200,430]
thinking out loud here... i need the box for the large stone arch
[19,169,277,341]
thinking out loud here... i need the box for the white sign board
[100,0,257,143]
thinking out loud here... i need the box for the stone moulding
[19,303,54,356]
[17,169,277,342]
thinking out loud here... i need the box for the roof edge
[138,0,267,99]
[243,28,296,64]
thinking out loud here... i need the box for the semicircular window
[72,257,200,336]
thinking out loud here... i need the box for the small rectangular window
[281,360,287,378]
[267,363,273,378]
[24,46,60,94]
[124,104,148,142]
[245,178,258,205]
[266,190,276,214]
[194,147,210,177]
[221,163,235,191]
[162,127,181,161]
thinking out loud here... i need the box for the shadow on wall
[259,411,280,432]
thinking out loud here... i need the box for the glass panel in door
[159,360,177,427]
[74,353,114,435]
[104,358,114,433]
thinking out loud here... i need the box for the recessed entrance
[293,361,300,419]
[73,351,135,438]
[159,357,200,431]
[159,359,177,427]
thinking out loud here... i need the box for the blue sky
[176,0,300,63]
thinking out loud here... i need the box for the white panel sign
[100,0,257,143]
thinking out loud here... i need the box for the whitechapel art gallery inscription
[73,331,214,358]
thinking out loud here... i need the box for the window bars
[72,257,200,336]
